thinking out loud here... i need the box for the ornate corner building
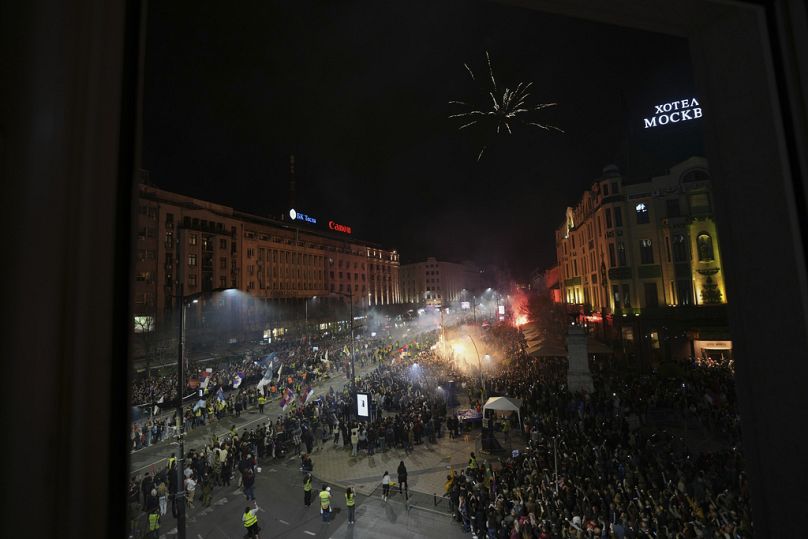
[555,157,730,363]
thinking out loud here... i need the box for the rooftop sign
[328,220,352,235]
[289,208,317,224]
[643,98,702,129]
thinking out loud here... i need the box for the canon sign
[643,98,702,129]
[328,220,351,234]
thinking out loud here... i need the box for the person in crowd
[345,487,356,524]
[397,461,408,497]
[147,508,160,539]
[303,473,313,507]
[242,505,260,538]
[382,471,391,502]
[319,485,332,522]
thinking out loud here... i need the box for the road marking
[198,535,203,539]
[279,519,290,525]
[304,531,316,536]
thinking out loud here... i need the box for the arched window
[697,232,714,261]
[635,203,650,224]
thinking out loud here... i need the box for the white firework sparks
[449,51,564,161]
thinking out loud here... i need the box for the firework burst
[449,51,564,161]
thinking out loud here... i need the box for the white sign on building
[643,98,702,128]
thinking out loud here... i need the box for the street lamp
[305,295,317,328]
[325,287,356,388]
[173,224,239,536]
[174,276,233,539]
[465,334,486,402]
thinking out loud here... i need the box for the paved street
[130,349,483,539]
[158,451,469,539]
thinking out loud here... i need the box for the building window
[188,254,197,266]
[189,234,197,245]
[220,239,227,249]
[635,203,649,224]
[220,257,227,270]
[612,285,620,307]
[608,244,616,267]
[617,242,627,266]
[614,207,623,227]
[602,183,610,196]
[220,276,226,288]
[644,282,659,308]
[188,274,197,287]
[672,234,687,262]
[622,284,631,308]
[605,208,613,229]
[666,198,681,218]
[697,233,715,261]
[676,280,693,305]
[639,239,654,264]
[689,192,711,213]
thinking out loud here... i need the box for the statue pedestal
[567,326,594,393]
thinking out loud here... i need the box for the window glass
[635,203,650,224]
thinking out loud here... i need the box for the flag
[305,387,315,404]
[200,373,210,390]
[276,364,284,382]
[216,387,224,401]
[193,399,206,412]
[280,387,296,410]
[232,374,242,389]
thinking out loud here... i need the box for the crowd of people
[128,329,405,451]
[128,313,752,538]
[439,334,751,538]
[128,325,441,537]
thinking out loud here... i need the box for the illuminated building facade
[133,184,400,330]
[399,257,483,305]
[555,157,730,361]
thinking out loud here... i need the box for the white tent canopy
[482,396,523,426]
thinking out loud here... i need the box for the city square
[5,1,808,538]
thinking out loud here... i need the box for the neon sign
[643,98,702,129]
[328,220,351,234]
[289,208,317,224]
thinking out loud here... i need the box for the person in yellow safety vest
[147,508,160,538]
[258,395,266,414]
[303,473,313,507]
[319,485,332,522]
[468,452,477,470]
[345,487,356,525]
[168,453,176,471]
[242,505,260,538]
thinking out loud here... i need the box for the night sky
[143,0,704,279]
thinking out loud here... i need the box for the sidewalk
[307,427,526,502]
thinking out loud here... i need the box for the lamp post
[305,295,317,336]
[326,288,355,388]
[173,225,234,539]
[465,334,485,402]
